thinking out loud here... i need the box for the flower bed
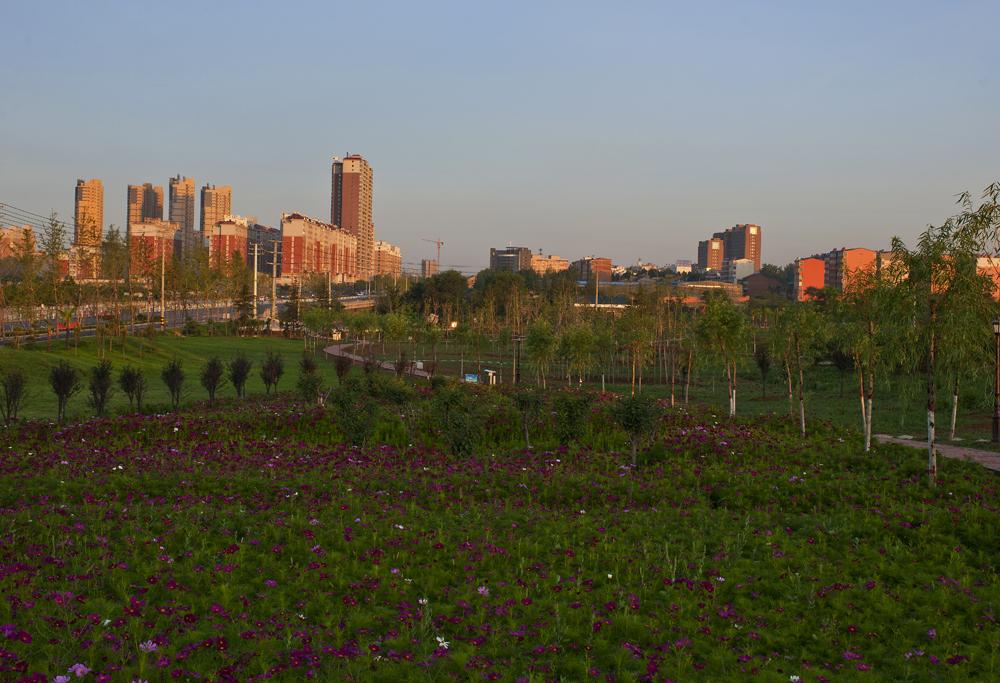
[0,402,996,681]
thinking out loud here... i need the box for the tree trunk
[669,346,676,407]
[927,305,937,486]
[684,349,692,404]
[785,357,794,418]
[864,364,874,453]
[949,377,959,441]
[796,340,806,437]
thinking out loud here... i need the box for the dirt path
[323,342,431,379]
[875,434,1000,473]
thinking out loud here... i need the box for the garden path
[875,434,1000,473]
[323,342,431,379]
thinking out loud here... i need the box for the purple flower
[139,640,158,653]
[54,677,71,683]
[68,663,91,678]
[264,579,277,588]
[842,651,862,661]
[927,628,936,640]
[477,585,489,596]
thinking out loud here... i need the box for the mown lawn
[0,335,341,421]
[0,394,996,681]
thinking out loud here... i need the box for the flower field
[0,396,997,682]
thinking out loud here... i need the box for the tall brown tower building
[713,224,762,272]
[127,183,164,230]
[74,179,104,247]
[200,184,232,239]
[331,155,374,279]
[169,175,196,252]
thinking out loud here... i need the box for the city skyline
[2,2,998,271]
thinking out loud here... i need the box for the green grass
[0,334,343,421]
[368,339,1000,447]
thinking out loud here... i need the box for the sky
[1,0,998,274]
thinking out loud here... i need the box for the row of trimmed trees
[0,350,339,424]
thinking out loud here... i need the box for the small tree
[513,389,542,449]
[228,354,252,398]
[330,380,376,447]
[297,352,324,404]
[524,319,557,388]
[119,366,147,413]
[754,346,771,399]
[200,357,226,405]
[334,354,353,384]
[161,359,185,410]
[260,351,284,394]
[49,360,81,422]
[612,392,659,466]
[88,359,114,416]
[553,392,592,445]
[0,369,27,425]
[696,294,748,417]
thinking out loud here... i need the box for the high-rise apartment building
[200,184,232,238]
[794,257,826,301]
[714,224,762,272]
[697,238,724,271]
[280,212,357,281]
[374,240,402,277]
[128,219,180,277]
[572,256,613,282]
[248,222,281,277]
[331,155,374,279]
[127,183,164,230]
[74,179,104,247]
[169,175,196,252]
[489,246,533,272]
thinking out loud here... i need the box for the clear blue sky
[2,1,998,273]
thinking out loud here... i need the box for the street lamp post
[993,319,1000,442]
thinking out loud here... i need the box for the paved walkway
[875,434,1000,473]
[323,341,432,379]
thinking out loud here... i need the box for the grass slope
[0,335,340,420]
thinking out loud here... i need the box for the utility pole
[270,241,277,322]
[159,230,166,328]
[253,242,259,320]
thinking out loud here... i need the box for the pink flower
[477,585,489,596]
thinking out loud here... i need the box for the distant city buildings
[374,240,402,277]
[73,179,103,248]
[200,184,232,239]
[127,183,163,230]
[169,175,196,253]
[0,225,33,260]
[697,237,724,271]
[209,216,250,268]
[697,224,762,274]
[490,246,532,272]
[572,256,613,282]
[674,259,692,274]
[280,212,356,282]
[723,257,756,283]
[530,251,569,274]
[421,259,438,278]
[128,219,180,276]
[331,155,375,279]
[247,222,281,276]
